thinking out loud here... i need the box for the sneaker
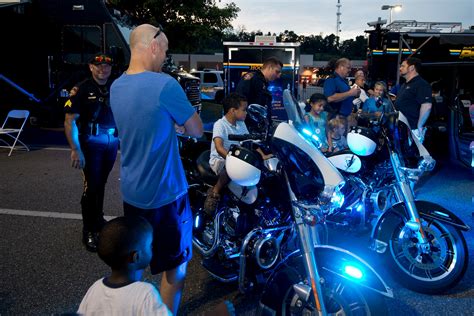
[203,188,220,216]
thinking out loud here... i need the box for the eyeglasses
[93,55,113,64]
[153,24,164,39]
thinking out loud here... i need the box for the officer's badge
[242,72,254,80]
[64,99,72,108]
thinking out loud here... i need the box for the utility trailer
[223,37,300,120]
[366,20,474,168]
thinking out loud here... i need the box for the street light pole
[381,4,402,24]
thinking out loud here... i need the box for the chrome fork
[389,152,431,253]
[284,172,327,315]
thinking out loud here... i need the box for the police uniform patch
[243,73,254,80]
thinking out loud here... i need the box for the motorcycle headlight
[319,184,345,210]
[331,187,345,209]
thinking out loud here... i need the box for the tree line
[108,0,367,60]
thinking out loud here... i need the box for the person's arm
[417,102,432,131]
[256,148,273,160]
[415,82,433,133]
[213,137,228,159]
[181,112,204,138]
[326,130,333,152]
[141,285,173,316]
[236,76,251,100]
[64,113,85,169]
[163,80,203,138]
[304,114,310,124]
[327,88,360,103]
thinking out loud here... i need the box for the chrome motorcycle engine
[223,206,240,237]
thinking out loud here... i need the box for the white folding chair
[0,110,30,156]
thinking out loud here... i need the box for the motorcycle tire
[385,217,468,294]
[257,262,388,316]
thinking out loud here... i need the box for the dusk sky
[219,0,474,40]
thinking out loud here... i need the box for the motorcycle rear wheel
[386,217,468,294]
[257,264,387,316]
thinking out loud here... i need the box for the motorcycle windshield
[273,90,345,190]
[282,89,304,124]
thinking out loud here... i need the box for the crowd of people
[299,56,433,152]
[63,21,435,315]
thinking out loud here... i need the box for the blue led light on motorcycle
[344,264,364,280]
[194,214,201,228]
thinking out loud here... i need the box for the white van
[190,69,224,103]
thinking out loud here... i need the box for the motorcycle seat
[196,150,218,185]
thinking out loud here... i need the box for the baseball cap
[90,53,113,65]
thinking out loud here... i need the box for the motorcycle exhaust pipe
[369,190,388,212]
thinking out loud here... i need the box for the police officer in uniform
[64,53,119,252]
[235,56,282,132]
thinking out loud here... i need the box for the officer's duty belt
[86,123,116,136]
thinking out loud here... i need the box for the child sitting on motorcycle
[304,93,329,152]
[327,117,348,152]
[203,93,272,216]
[361,81,391,116]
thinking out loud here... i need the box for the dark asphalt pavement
[0,127,473,315]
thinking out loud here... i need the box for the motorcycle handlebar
[356,111,399,121]
[228,133,265,141]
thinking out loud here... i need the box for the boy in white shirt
[204,93,271,215]
[78,216,171,315]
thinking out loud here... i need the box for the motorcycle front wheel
[257,264,387,316]
[386,217,468,294]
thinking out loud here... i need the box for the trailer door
[224,43,300,120]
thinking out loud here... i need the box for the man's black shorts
[123,194,193,274]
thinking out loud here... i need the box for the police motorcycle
[319,104,470,294]
[180,91,393,315]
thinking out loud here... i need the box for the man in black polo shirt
[235,56,282,132]
[236,56,282,108]
[395,57,432,143]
